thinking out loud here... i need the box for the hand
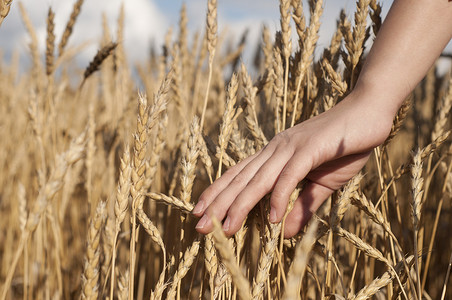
[193,91,393,238]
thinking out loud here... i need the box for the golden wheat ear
[58,0,84,57]
[0,0,13,27]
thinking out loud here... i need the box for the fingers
[269,151,313,223]
[194,144,278,233]
[283,181,334,238]
[193,149,264,217]
[220,145,294,235]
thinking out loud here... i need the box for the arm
[193,0,452,237]
[355,0,452,118]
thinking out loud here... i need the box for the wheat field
[0,0,451,299]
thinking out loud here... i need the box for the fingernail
[222,217,230,232]
[193,201,204,215]
[270,207,277,223]
[196,214,209,229]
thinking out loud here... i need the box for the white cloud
[0,0,168,66]
[1,0,449,74]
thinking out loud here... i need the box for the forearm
[354,0,452,117]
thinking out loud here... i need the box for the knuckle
[199,185,219,204]
[279,170,292,180]
[271,193,285,208]
[198,189,212,203]
[230,173,248,187]
[280,162,304,181]
[273,131,290,144]
[271,186,290,207]
[205,203,223,220]
[229,200,251,219]
[247,173,265,188]
[222,164,239,178]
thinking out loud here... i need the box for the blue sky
[0,0,450,73]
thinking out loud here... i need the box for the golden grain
[1,1,451,299]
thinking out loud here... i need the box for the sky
[0,0,450,73]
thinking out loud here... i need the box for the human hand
[193,91,393,238]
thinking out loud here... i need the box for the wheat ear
[147,192,194,213]
[167,239,201,300]
[212,218,252,299]
[81,42,118,87]
[351,193,396,242]
[241,64,268,148]
[200,0,217,130]
[350,256,414,300]
[283,221,318,300]
[198,134,214,183]
[272,47,284,133]
[330,173,363,228]
[136,208,166,266]
[349,0,371,87]
[213,263,232,299]
[279,0,292,130]
[58,0,84,57]
[411,148,424,298]
[253,222,281,299]
[109,146,132,300]
[144,111,167,191]
[129,92,149,300]
[291,0,323,127]
[333,226,390,265]
[291,0,306,46]
[369,0,382,36]
[180,116,201,203]
[0,0,13,27]
[205,233,219,299]
[45,8,55,76]
[382,96,412,149]
[393,131,450,180]
[117,268,129,300]
[217,73,239,177]
[81,201,107,300]
[432,75,452,142]
[18,2,42,92]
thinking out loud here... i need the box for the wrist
[335,88,396,150]
[352,77,408,120]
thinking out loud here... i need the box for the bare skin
[193,0,452,238]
